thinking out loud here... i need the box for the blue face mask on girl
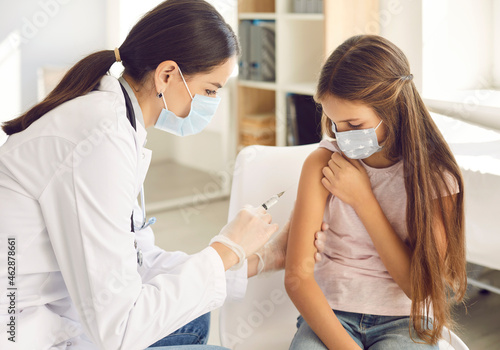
[332,120,383,159]
[154,67,221,136]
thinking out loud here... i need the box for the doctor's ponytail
[2,50,116,135]
[2,0,239,135]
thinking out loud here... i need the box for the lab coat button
[66,341,72,346]
[142,152,145,159]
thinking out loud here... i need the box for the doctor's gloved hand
[248,210,328,277]
[209,205,279,271]
[250,212,328,276]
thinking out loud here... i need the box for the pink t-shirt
[315,139,415,316]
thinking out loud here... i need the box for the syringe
[261,191,285,210]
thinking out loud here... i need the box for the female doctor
[0,1,326,349]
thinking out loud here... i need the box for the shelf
[283,13,324,21]
[239,0,274,14]
[239,13,276,20]
[236,0,380,147]
[239,13,323,21]
[285,82,318,96]
[238,80,277,91]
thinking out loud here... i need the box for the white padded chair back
[438,327,469,350]
[220,144,317,350]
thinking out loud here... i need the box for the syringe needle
[261,191,285,210]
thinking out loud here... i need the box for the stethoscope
[119,81,156,267]
[133,185,156,267]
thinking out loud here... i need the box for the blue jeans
[289,310,439,349]
[146,312,229,349]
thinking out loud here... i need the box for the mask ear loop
[157,91,168,110]
[374,119,385,147]
[177,66,194,100]
[330,120,338,141]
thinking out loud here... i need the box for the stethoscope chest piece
[133,185,155,267]
[135,239,143,267]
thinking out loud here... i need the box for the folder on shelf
[249,21,263,81]
[258,21,276,82]
[249,20,275,82]
[294,0,323,13]
[286,93,299,146]
[238,20,251,80]
[286,94,323,146]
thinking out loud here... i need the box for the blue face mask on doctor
[332,120,384,159]
[154,66,221,136]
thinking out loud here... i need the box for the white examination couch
[431,112,500,294]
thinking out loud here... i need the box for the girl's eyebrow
[210,82,222,89]
[338,118,360,123]
[323,111,359,123]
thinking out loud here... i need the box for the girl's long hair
[2,0,239,135]
[317,35,466,344]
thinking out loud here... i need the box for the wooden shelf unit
[237,0,379,148]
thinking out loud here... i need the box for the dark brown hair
[2,0,239,135]
[316,35,466,344]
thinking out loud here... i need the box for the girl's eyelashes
[348,122,362,128]
[205,89,217,97]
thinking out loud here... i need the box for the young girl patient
[285,35,467,349]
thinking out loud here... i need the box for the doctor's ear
[154,60,179,89]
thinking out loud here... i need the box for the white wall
[494,0,500,88]
[0,30,21,145]
[0,0,107,143]
[0,0,107,109]
[422,0,494,95]
[379,0,423,92]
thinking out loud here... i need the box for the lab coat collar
[96,75,148,148]
[97,75,147,148]
[118,76,146,129]
[117,76,148,148]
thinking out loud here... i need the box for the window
[422,0,500,129]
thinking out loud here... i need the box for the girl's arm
[351,194,413,297]
[322,153,451,299]
[322,152,413,297]
[351,187,453,299]
[285,149,362,350]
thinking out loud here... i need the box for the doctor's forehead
[200,56,237,88]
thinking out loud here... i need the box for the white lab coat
[0,75,247,350]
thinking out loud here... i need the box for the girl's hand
[254,213,328,273]
[321,152,374,210]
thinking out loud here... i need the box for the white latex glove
[210,205,279,269]
[255,217,328,274]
